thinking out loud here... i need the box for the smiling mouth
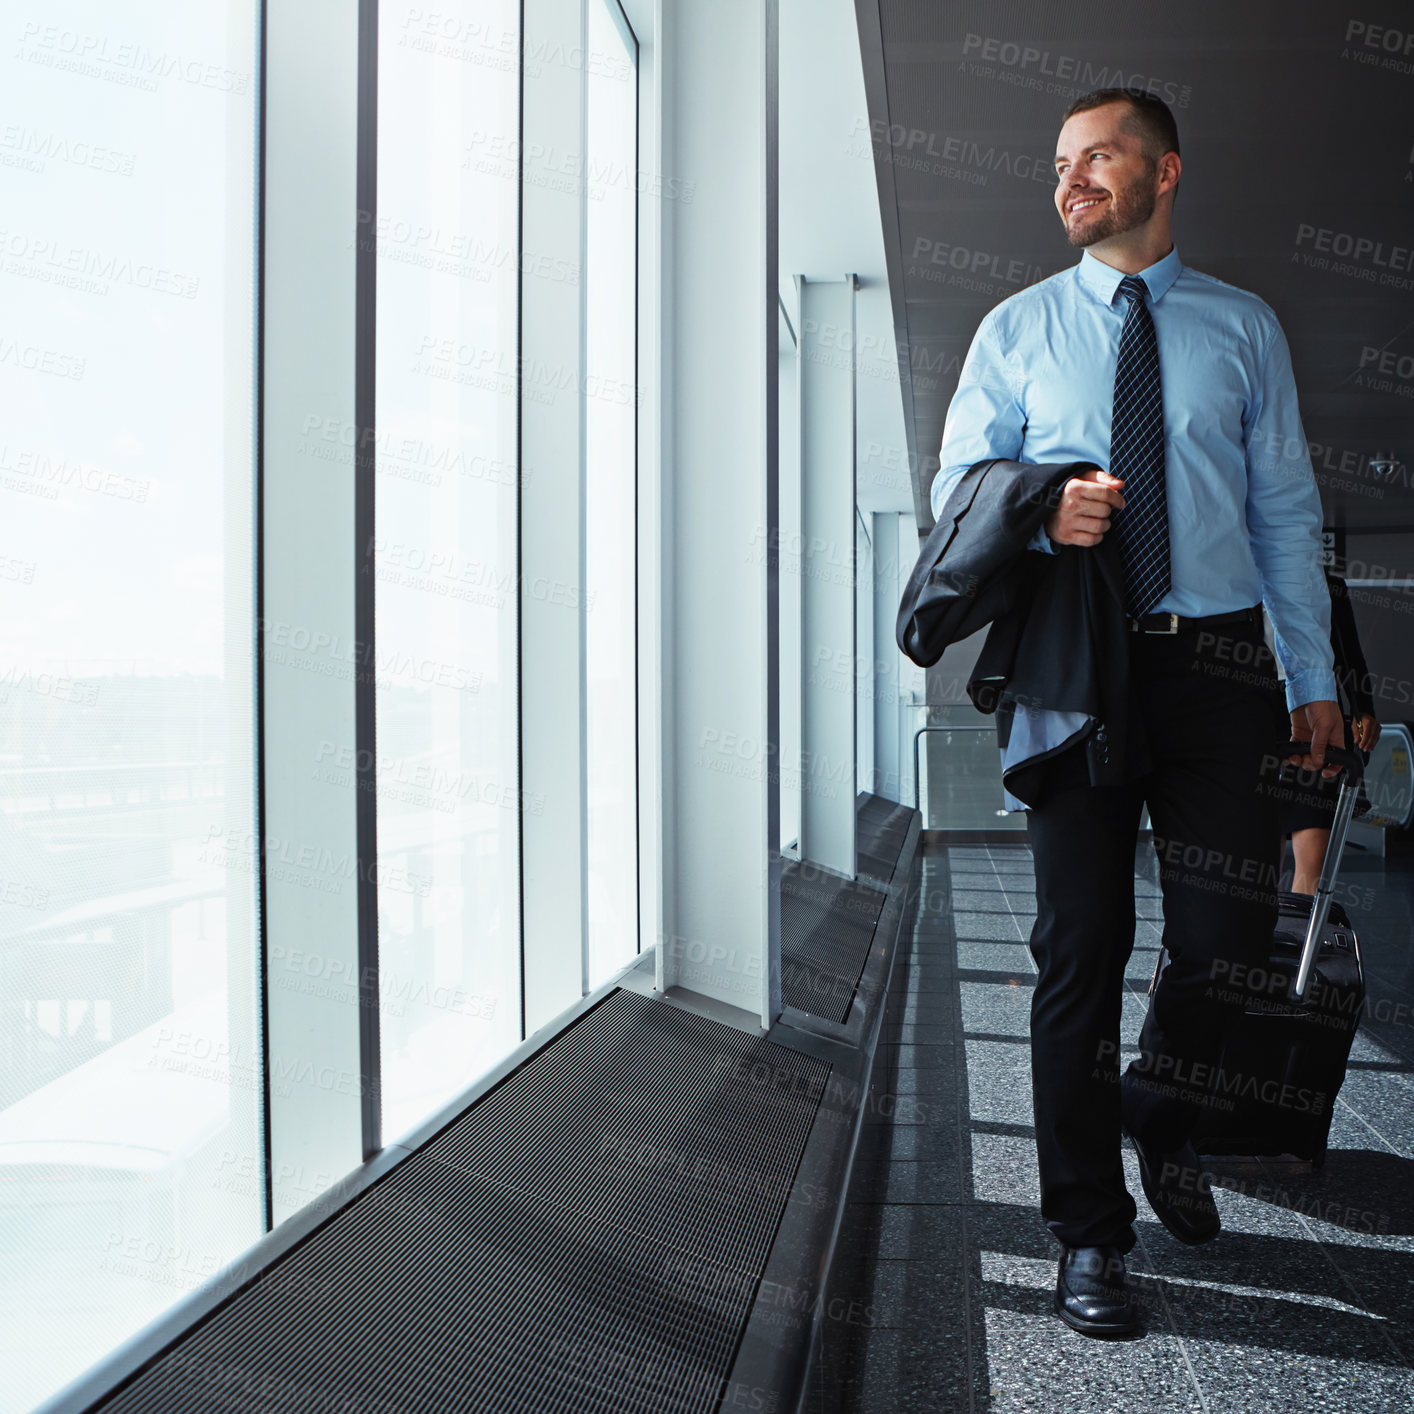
[1068,195,1107,214]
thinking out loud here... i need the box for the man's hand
[1288,700,1345,779]
[1045,469,1126,547]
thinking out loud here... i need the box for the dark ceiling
[856,0,1414,543]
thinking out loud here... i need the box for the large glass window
[374,0,522,1141]
[1,3,648,1403]
[0,4,261,1409]
[584,0,639,989]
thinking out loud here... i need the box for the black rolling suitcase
[1147,742,1367,1166]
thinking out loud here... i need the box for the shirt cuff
[1284,668,1339,714]
[1027,525,1056,555]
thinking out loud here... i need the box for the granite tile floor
[810,840,1414,1413]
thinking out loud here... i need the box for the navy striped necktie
[1110,274,1170,617]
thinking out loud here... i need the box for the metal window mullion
[254,0,272,1237]
[630,17,641,962]
[578,0,591,999]
[636,17,664,978]
[516,0,527,1043]
[353,0,381,1161]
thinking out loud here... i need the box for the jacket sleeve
[930,313,1054,553]
[1241,317,1336,711]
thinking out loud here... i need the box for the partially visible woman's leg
[1291,827,1331,896]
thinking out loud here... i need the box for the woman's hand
[1352,713,1381,752]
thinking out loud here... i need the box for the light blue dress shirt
[930,246,1336,809]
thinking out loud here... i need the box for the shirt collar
[1076,246,1183,306]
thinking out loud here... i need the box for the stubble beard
[1065,167,1159,248]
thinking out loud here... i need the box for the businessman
[930,88,1341,1336]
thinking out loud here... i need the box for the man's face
[1053,103,1161,248]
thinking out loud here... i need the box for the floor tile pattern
[809,842,1414,1413]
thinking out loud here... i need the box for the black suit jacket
[896,457,1084,667]
[897,458,1138,804]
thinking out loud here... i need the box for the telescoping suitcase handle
[1279,741,1365,779]
[1280,740,1364,1001]
[1146,741,1366,1003]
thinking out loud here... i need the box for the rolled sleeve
[929,313,1027,521]
[1242,320,1336,710]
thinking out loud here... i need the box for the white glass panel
[375,0,521,1140]
[0,5,260,1409]
[584,0,638,991]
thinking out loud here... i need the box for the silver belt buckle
[1132,612,1180,634]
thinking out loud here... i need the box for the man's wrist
[1028,524,1058,555]
[1284,671,1338,714]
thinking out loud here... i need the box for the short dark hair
[1062,87,1180,161]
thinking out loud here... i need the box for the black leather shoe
[1054,1245,1140,1337]
[1126,1131,1221,1245]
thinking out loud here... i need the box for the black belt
[1128,605,1263,635]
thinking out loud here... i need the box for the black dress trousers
[1024,620,1287,1252]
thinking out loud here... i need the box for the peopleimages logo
[16,21,252,94]
[1357,345,1414,400]
[959,34,1191,107]
[909,236,1048,295]
[1342,20,1414,77]
[850,117,1056,187]
[1293,223,1414,292]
